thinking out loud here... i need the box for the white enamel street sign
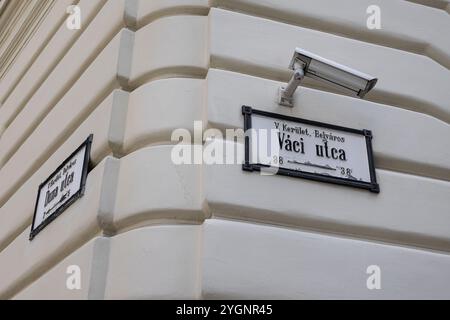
[242,106,379,193]
[30,135,93,240]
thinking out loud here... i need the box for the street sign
[30,135,93,240]
[242,106,379,193]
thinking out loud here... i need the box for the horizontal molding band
[210,0,450,69]
[0,0,55,81]
[202,219,450,299]
[407,0,450,12]
[0,0,107,127]
[0,0,78,104]
[136,3,209,29]
[128,15,208,88]
[12,225,202,300]
[12,237,106,300]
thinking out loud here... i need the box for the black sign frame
[30,134,93,240]
[242,106,379,193]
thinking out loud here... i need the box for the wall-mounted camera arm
[278,67,305,107]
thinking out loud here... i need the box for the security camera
[278,48,378,107]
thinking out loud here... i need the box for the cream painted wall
[0,0,449,299]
